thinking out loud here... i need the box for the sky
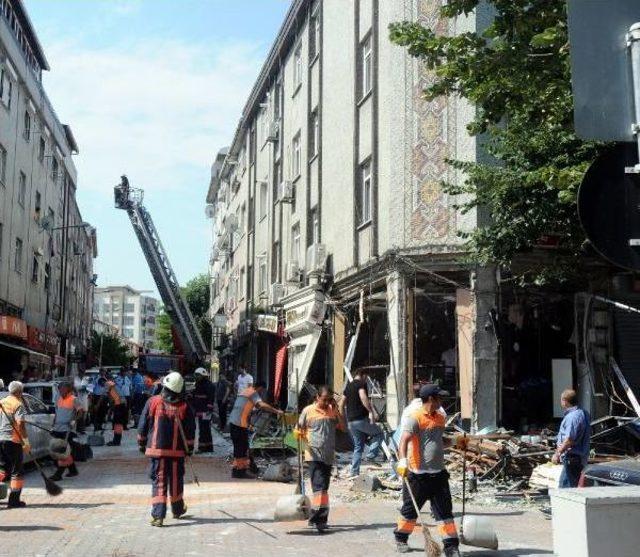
[24,0,291,298]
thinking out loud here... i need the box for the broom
[403,476,442,557]
[0,401,62,497]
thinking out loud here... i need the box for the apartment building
[94,286,158,351]
[207,0,498,429]
[0,0,97,383]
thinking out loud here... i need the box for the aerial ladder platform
[114,176,208,367]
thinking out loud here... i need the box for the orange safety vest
[0,395,27,443]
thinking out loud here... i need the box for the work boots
[67,464,79,477]
[107,434,122,446]
[172,505,188,519]
[7,491,26,508]
[444,547,461,557]
[149,517,163,527]
[49,467,65,481]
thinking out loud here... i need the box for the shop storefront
[0,316,29,383]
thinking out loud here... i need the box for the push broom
[0,401,62,496]
[403,476,442,557]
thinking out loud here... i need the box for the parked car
[0,390,55,464]
[22,382,58,413]
[579,458,640,487]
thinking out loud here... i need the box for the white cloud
[41,36,265,193]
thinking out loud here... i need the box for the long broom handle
[0,400,47,477]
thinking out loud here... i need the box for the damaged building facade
[207,0,629,433]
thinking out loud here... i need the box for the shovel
[274,435,310,521]
[459,436,498,550]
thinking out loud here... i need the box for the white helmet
[162,371,184,393]
[194,367,208,377]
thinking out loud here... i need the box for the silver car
[0,391,55,464]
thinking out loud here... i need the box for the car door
[22,394,53,462]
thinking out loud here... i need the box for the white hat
[162,371,184,394]
[8,381,23,394]
[194,367,208,377]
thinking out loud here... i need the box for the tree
[91,331,130,367]
[155,308,174,353]
[390,0,605,284]
[181,273,211,347]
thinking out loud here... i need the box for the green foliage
[91,330,129,367]
[181,273,212,346]
[155,308,174,353]
[389,0,605,284]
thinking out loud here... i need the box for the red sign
[27,326,58,353]
[0,316,27,340]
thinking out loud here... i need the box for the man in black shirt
[339,368,384,477]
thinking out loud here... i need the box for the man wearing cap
[228,381,283,478]
[191,368,216,453]
[0,381,30,508]
[138,371,196,527]
[394,384,464,556]
[49,381,84,481]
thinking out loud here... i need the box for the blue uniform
[557,405,590,488]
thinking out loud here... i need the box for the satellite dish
[578,143,640,270]
[40,214,54,232]
[205,205,216,219]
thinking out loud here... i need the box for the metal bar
[610,357,640,418]
[628,22,640,172]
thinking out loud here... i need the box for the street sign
[578,143,640,270]
[567,0,640,141]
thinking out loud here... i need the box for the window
[259,181,268,219]
[38,137,45,162]
[0,68,12,108]
[292,132,301,178]
[0,143,6,185]
[35,190,41,215]
[274,78,283,120]
[124,316,135,326]
[31,255,39,283]
[291,223,301,263]
[361,35,373,98]
[18,172,26,207]
[293,43,303,88]
[240,204,246,233]
[309,10,320,60]
[309,110,319,158]
[271,241,280,282]
[311,208,320,244]
[124,303,135,313]
[358,160,372,225]
[14,238,23,272]
[51,158,59,182]
[23,110,31,141]
[0,222,3,260]
[247,264,254,301]
[44,262,51,291]
[258,255,267,293]
[123,328,134,339]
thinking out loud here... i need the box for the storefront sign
[27,326,58,353]
[255,314,278,334]
[285,297,326,333]
[0,316,27,340]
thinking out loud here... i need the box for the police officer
[138,371,195,527]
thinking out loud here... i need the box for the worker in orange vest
[49,381,83,481]
[106,380,127,446]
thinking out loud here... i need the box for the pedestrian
[115,368,132,430]
[143,371,163,397]
[295,386,346,533]
[191,368,215,453]
[0,381,30,508]
[131,368,146,427]
[106,379,127,446]
[552,389,590,488]
[339,368,384,477]
[49,381,84,481]
[228,381,282,478]
[215,373,231,431]
[137,371,195,527]
[394,384,464,556]
[91,375,109,432]
[235,364,253,393]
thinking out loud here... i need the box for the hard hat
[194,367,208,377]
[162,371,184,394]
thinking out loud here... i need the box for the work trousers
[348,419,384,476]
[308,460,332,526]
[0,440,24,502]
[230,423,250,473]
[131,393,146,426]
[217,400,228,430]
[51,431,75,469]
[150,457,185,519]
[395,471,459,549]
[197,414,213,452]
[559,454,584,488]
[92,396,108,431]
[111,403,127,444]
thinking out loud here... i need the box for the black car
[579,458,640,487]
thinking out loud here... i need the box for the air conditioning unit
[224,213,238,232]
[278,180,294,203]
[285,261,301,283]
[306,243,328,273]
[270,283,285,306]
[266,120,280,142]
[210,246,220,264]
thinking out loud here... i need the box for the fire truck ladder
[114,176,208,365]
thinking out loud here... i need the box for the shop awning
[0,339,51,362]
[287,326,322,408]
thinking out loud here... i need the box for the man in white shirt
[235,365,254,393]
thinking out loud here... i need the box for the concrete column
[332,311,346,396]
[457,267,499,431]
[386,271,408,429]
